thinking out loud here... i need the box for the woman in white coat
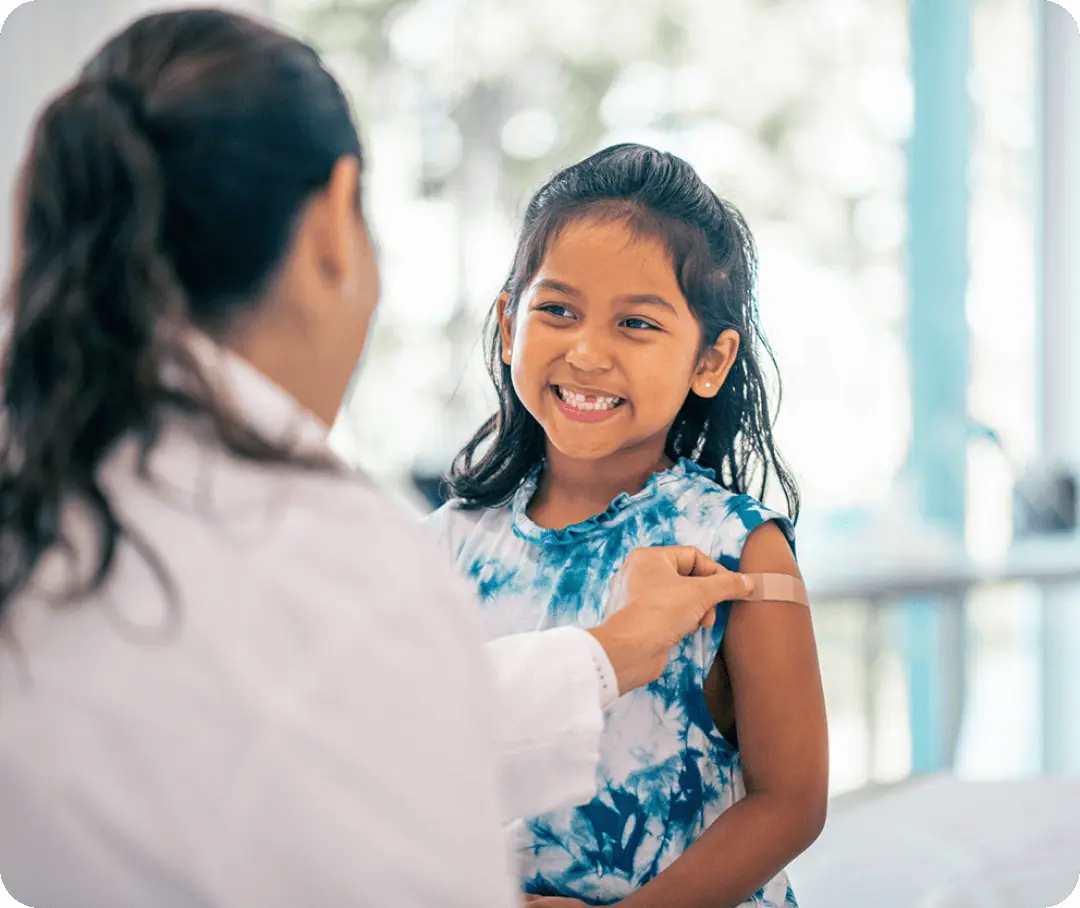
[0,9,753,908]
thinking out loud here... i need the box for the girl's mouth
[551,385,626,423]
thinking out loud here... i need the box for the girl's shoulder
[665,460,796,563]
[423,498,513,561]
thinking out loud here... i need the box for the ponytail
[0,78,183,617]
[0,9,364,624]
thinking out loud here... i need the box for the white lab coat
[0,344,604,908]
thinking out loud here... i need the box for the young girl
[429,144,828,908]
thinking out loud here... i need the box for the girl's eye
[621,317,660,331]
[537,303,575,319]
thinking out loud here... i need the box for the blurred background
[287,0,1076,798]
[2,0,1078,904]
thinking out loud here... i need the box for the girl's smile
[551,385,626,422]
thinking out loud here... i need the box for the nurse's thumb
[697,570,754,609]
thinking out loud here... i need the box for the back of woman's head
[449,143,799,521]
[0,9,362,616]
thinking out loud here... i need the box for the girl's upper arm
[723,520,828,822]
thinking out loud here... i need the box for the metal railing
[805,535,1080,791]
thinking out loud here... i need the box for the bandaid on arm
[739,573,810,607]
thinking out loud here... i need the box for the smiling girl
[428,144,828,908]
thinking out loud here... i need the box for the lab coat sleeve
[487,626,605,821]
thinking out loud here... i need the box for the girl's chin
[541,429,629,462]
[544,437,619,461]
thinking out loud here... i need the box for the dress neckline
[510,457,715,546]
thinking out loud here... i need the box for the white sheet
[789,775,1080,908]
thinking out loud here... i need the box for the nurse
[0,9,753,908]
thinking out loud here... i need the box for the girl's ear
[692,329,740,398]
[497,292,513,365]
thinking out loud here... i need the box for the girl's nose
[564,336,612,372]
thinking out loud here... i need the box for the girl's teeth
[557,387,621,411]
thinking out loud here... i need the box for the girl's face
[499,217,739,465]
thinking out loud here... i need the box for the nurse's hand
[588,546,754,696]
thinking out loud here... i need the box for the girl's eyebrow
[532,280,677,315]
[532,278,582,297]
[615,293,677,314]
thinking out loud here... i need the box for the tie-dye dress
[427,458,799,907]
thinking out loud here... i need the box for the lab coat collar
[174,329,341,464]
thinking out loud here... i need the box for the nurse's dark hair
[0,9,363,620]
[448,144,800,522]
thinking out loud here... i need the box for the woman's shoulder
[241,469,467,600]
[126,432,470,612]
[196,472,499,674]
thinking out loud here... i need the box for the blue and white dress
[427,458,798,907]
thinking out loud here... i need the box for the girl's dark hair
[0,10,363,619]
[448,143,800,522]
